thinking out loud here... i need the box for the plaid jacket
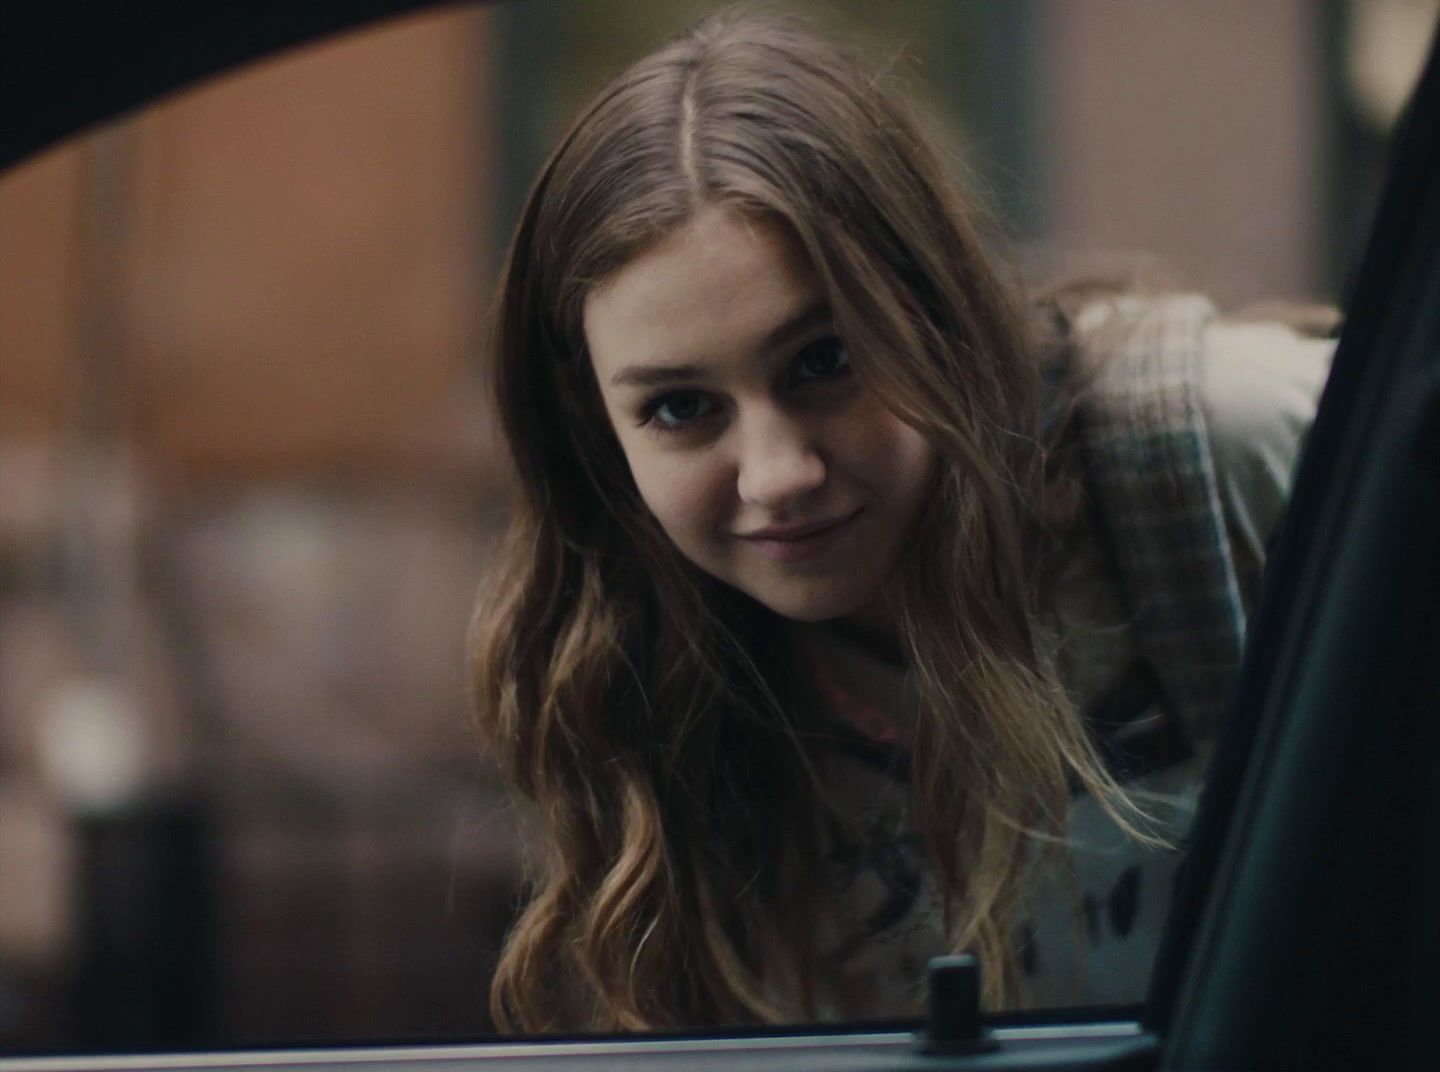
[1070,294,1244,750]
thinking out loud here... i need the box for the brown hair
[471,7,1139,1032]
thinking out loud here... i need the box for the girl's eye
[644,390,716,431]
[790,337,851,385]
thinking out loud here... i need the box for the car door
[1154,14,1440,1067]
[1,5,1436,1071]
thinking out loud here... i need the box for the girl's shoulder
[1196,315,1335,483]
[1060,291,1335,556]
[1050,287,1335,486]
[1196,314,1336,577]
[1046,288,1336,742]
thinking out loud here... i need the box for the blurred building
[1,5,517,1047]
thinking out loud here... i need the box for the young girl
[470,8,1332,1032]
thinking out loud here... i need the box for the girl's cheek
[667,459,735,535]
[632,455,705,522]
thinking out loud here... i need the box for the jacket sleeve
[1198,320,1335,608]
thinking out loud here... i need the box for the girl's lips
[739,509,862,563]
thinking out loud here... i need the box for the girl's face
[583,205,937,630]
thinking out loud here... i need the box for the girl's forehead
[583,206,823,378]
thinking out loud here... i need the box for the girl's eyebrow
[763,298,832,352]
[607,300,833,389]
[609,362,711,389]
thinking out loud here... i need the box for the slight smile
[736,508,863,563]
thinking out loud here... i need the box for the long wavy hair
[471,8,1139,1032]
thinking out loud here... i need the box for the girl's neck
[812,603,907,667]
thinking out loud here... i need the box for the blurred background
[1,0,1435,1052]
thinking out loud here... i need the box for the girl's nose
[734,414,827,510]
